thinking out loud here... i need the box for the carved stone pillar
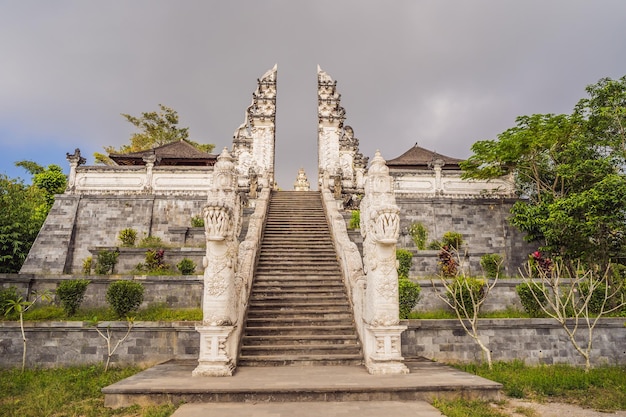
[431,158,444,195]
[194,148,241,377]
[360,151,408,375]
[65,148,86,193]
[143,153,157,193]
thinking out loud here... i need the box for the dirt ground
[498,398,626,417]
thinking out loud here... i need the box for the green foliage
[480,253,504,278]
[438,246,458,277]
[118,228,137,247]
[138,235,165,248]
[432,398,508,417]
[82,256,93,275]
[94,104,214,164]
[177,258,196,275]
[32,164,67,210]
[133,249,171,274]
[407,222,428,250]
[516,282,547,318]
[427,239,442,250]
[441,231,464,250]
[348,210,360,230]
[94,250,119,275]
[446,276,486,317]
[396,249,413,278]
[398,278,421,319]
[0,174,47,272]
[461,361,626,411]
[191,215,204,228]
[0,286,20,317]
[461,76,626,267]
[105,281,144,318]
[56,279,90,316]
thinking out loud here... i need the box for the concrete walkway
[172,400,445,417]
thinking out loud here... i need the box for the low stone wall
[0,274,202,309]
[401,318,626,366]
[414,279,523,312]
[1,319,624,369]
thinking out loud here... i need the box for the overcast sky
[1,1,625,189]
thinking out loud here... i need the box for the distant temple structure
[293,168,311,191]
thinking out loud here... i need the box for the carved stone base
[193,325,235,377]
[364,325,409,375]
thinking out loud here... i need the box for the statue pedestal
[193,325,235,377]
[365,325,409,375]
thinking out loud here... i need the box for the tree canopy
[461,76,626,267]
[0,162,67,273]
[94,104,215,164]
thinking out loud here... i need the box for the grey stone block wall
[414,279,523,312]
[1,319,624,369]
[401,318,626,366]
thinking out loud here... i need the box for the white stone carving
[359,150,408,374]
[195,148,242,377]
[293,168,311,191]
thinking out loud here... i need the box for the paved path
[172,400,444,417]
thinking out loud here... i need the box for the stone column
[431,158,444,195]
[194,148,241,377]
[143,153,157,193]
[360,151,408,375]
[65,148,86,193]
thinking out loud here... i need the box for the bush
[191,216,204,228]
[82,257,93,275]
[396,249,413,278]
[118,228,137,247]
[94,250,119,275]
[177,258,197,275]
[480,253,503,278]
[0,286,20,317]
[446,276,485,316]
[138,235,164,248]
[106,280,144,318]
[399,277,421,319]
[427,240,442,250]
[56,279,90,316]
[441,231,463,250]
[348,210,360,230]
[407,222,428,250]
[516,282,547,317]
[438,246,458,277]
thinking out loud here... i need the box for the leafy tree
[0,175,46,272]
[461,76,626,269]
[94,104,214,164]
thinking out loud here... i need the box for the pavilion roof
[386,143,463,170]
[109,140,217,166]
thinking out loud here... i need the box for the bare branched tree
[519,261,625,371]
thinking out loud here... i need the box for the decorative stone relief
[194,147,242,377]
[65,148,86,193]
[293,168,311,191]
[360,150,408,375]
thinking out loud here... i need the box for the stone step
[237,355,363,367]
[241,334,359,346]
[240,344,362,356]
[252,280,345,288]
[248,300,349,309]
[245,316,354,326]
[250,290,347,299]
[246,309,352,318]
[255,265,341,272]
[244,325,358,337]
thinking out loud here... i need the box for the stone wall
[1,274,202,309]
[1,319,624,369]
[396,197,534,277]
[401,318,626,366]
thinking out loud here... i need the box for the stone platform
[102,358,501,410]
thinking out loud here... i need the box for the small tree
[177,258,196,275]
[519,261,626,371]
[408,222,428,250]
[396,249,413,278]
[94,250,119,275]
[118,228,137,247]
[56,279,90,316]
[106,281,144,318]
[88,317,135,372]
[4,290,53,371]
[480,253,504,278]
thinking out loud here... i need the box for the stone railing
[230,188,270,366]
[392,170,515,198]
[68,166,214,196]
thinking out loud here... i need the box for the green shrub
[399,277,421,319]
[396,249,413,278]
[427,240,442,250]
[82,257,93,275]
[106,281,144,318]
[516,282,547,317]
[56,279,90,316]
[191,216,204,228]
[177,258,197,275]
[446,276,485,316]
[407,222,428,250]
[441,231,464,250]
[438,246,458,277]
[94,250,119,275]
[348,210,360,230]
[138,235,164,248]
[0,286,20,317]
[118,228,137,247]
[480,253,504,278]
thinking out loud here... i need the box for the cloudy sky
[1,1,625,189]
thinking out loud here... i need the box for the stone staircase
[239,190,362,366]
